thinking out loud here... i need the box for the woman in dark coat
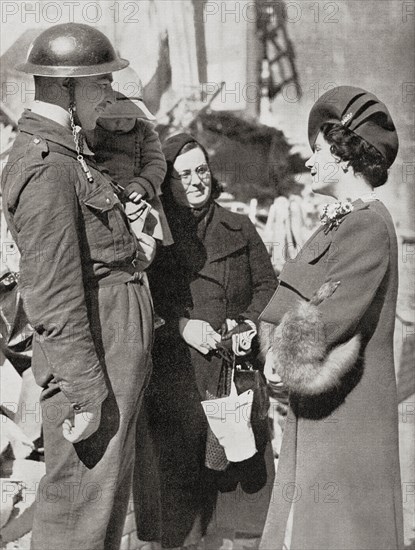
[133,133,277,549]
[259,87,404,550]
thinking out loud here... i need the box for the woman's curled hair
[321,122,389,187]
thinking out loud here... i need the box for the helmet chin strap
[67,79,94,184]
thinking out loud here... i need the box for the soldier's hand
[62,406,101,443]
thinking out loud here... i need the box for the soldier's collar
[29,101,94,155]
[31,101,71,130]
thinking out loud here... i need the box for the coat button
[33,138,40,144]
[73,404,81,411]
[106,198,111,204]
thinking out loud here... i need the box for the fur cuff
[259,282,361,396]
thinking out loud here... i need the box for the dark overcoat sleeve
[239,218,278,325]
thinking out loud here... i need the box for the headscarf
[160,133,216,272]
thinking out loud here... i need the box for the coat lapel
[202,205,246,264]
[260,201,371,323]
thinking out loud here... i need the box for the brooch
[341,112,353,125]
[320,201,354,230]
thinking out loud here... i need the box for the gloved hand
[219,318,257,356]
[179,318,221,355]
[264,348,284,387]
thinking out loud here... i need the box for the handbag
[234,360,271,453]
[203,354,232,471]
[202,350,271,468]
[0,272,33,374]
[202,373,256,464]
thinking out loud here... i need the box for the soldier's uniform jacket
[1,109,140,412]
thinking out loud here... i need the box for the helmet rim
[16,58,129,77]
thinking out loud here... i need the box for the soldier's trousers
[31,279,153,550]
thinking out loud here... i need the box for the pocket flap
[304,241,331,264]
[83,185,121,212]
[300,226,333,264]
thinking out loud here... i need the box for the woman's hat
[99,85,156,121]
[308,86,398,167]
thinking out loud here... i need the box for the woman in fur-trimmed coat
[259,87,404,550]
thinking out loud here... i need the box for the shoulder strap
[46,141,98,168]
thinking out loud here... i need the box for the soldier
[1,23,155,550]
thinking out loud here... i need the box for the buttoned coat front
[259,199,404,550]
[149,202,277,396]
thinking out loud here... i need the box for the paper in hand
[125,199,152,238]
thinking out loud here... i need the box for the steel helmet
[16,23,129,77]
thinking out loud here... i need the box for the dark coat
[259,199,404,550]
[151,202,278,395]
[134,202,277,547]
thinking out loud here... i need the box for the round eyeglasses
[175,163,211,186]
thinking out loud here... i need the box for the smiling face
[171,146,212,209]
[72,74,115,130]
[305,131,343,197]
